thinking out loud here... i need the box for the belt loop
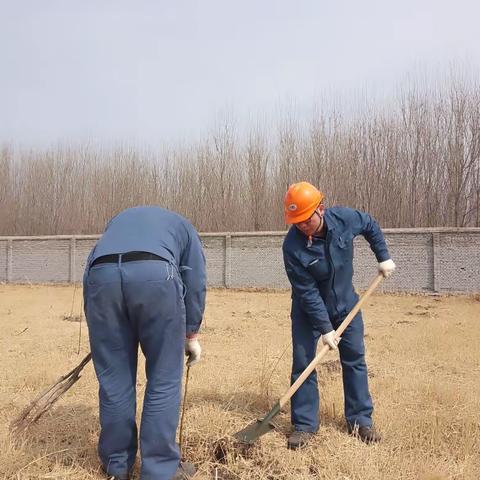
[118,253,122,267]
[166,261,174,280]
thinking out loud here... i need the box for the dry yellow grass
[1,285,479,479]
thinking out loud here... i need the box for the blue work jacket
[282,207,390,334]
[84,206,206,335]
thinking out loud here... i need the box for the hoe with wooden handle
[233,273,384,444]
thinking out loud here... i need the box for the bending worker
[282,182,395,450]
[83,206,206,480]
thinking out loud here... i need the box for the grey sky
[1,0,479,147]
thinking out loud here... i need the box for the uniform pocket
[337,233,353,250]
[307,258,330,282]
[87,263,121,286]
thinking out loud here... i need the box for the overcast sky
[1,0,479,147]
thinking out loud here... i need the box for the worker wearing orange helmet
[282,182,395,449]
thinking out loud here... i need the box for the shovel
[233,273,384,444]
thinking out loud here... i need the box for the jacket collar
[323,208,337,235]
[292,208,337,245]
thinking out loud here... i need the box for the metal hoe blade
[233,401,281,444]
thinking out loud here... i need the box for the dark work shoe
[349,425,381,444]
[287,431,315,450]
[172,461,196,479]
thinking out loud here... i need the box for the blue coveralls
[282,207,390,432]
[83,207,206,480]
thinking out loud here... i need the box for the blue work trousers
[84,258,185,480]
[290,302,373,432]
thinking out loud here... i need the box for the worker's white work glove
[321,330,340,350]
[378,259,396,278]
[185,336,202,366]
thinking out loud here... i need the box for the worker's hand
[378,259,396,278]
[321,330,339,350]
[185,336,202,366]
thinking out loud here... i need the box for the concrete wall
[0,229,479,292]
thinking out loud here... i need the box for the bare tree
[246,130,269,231]
[1,77,479,234]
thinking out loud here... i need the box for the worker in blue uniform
[83,206,206,480]
[282,182,396,449]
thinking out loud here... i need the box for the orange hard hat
[284,182,324,224]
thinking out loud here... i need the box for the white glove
[378,259,396,278]
[321,330,340,350]
[185,336,202,366]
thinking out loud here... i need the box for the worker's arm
[283,248,333,335]
[345,208,396,277]
[180,226,207,336]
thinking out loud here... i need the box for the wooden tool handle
[279,273,384,408]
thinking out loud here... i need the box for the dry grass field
[1,285,479,480]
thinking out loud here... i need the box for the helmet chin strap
[306,211,324,245]
[312,211,324,236]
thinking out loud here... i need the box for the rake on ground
[10,352,92,433]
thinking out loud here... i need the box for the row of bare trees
[1,80,479,235]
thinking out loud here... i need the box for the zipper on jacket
[326,231,340,318]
